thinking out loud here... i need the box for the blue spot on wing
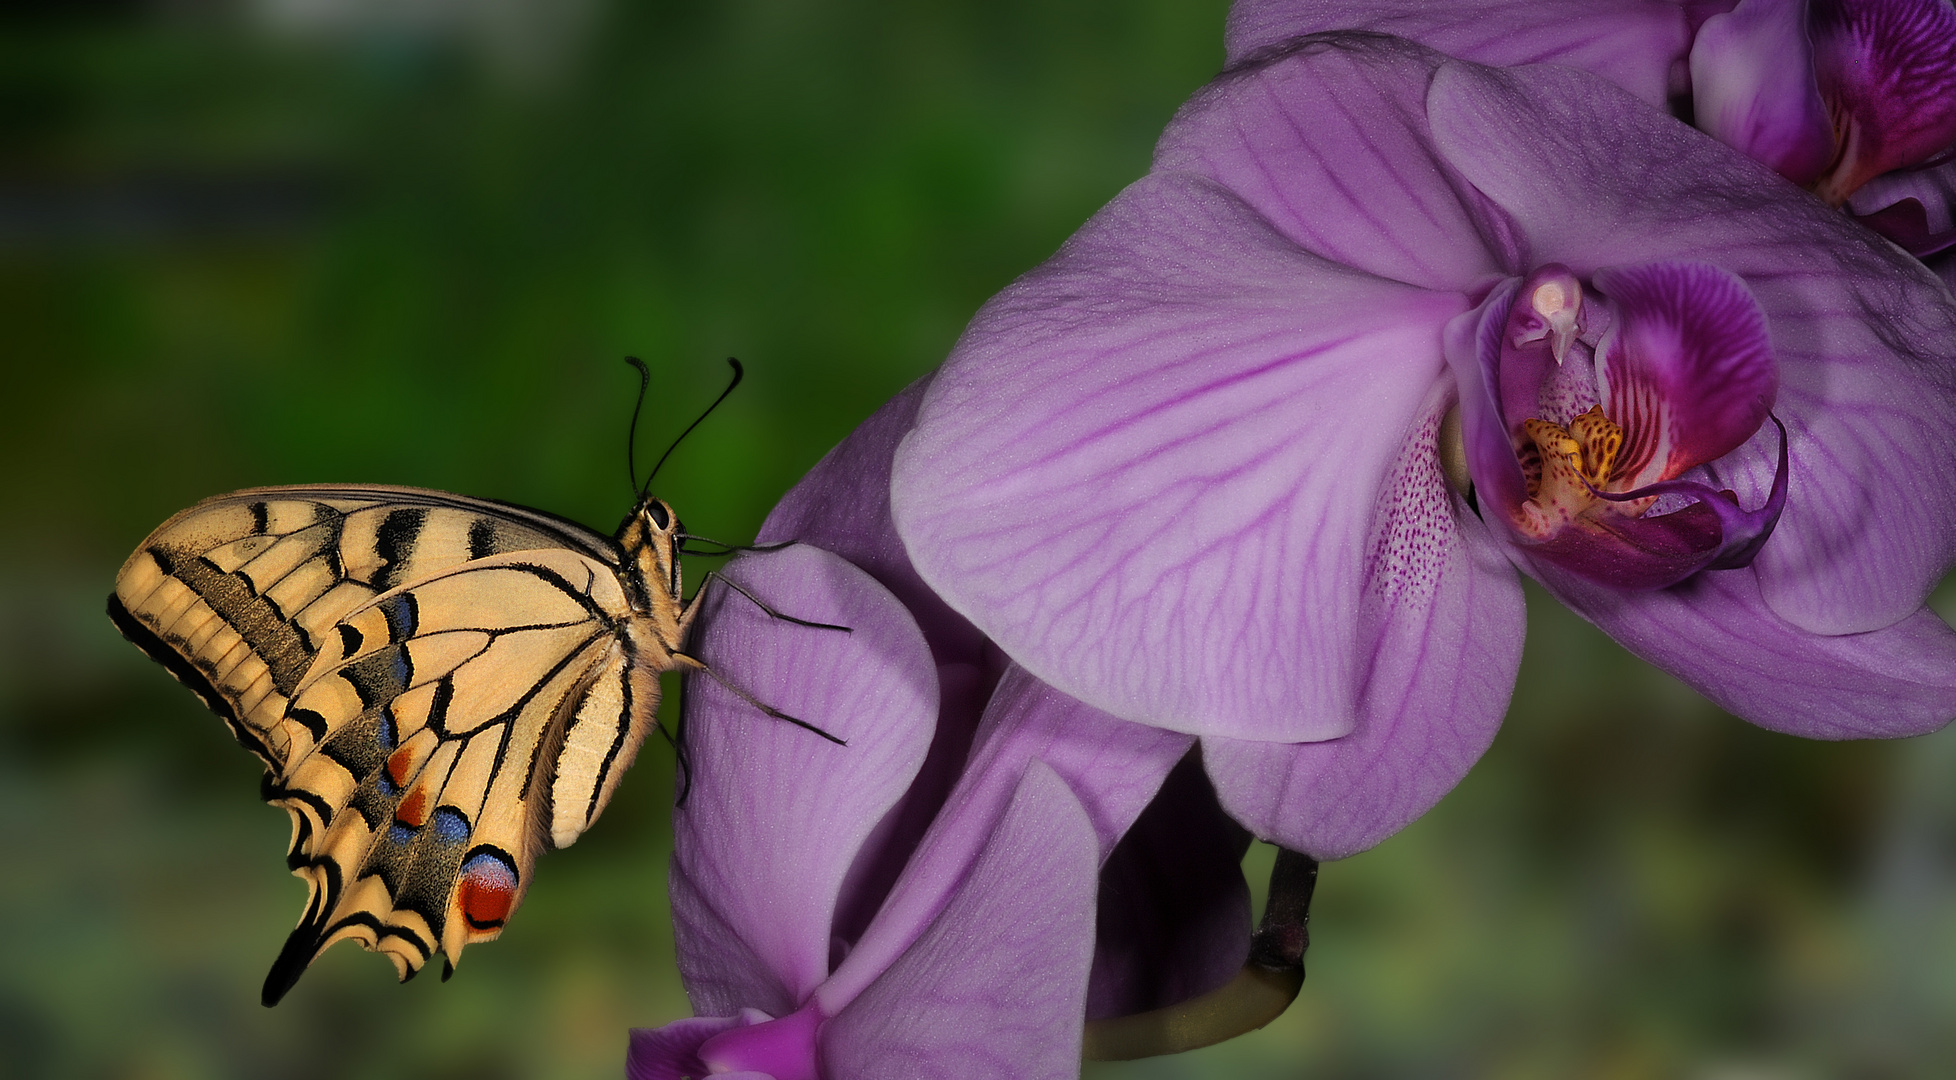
[430,807,470,846]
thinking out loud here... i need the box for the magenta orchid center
[1457,260,1790,592]
[1504,274,1640,541]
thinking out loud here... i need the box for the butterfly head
[617,494,686,619]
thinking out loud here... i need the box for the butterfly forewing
[110,486,682,1005]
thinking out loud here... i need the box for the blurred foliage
[1,1,1951,1078]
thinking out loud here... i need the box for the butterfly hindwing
[262,550,662,1002]
[110,486,676,1004]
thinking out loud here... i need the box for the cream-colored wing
[108,488,664,1005]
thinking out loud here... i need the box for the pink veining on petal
[1811,0,1956,202]
[822,762,1100,1080]
[1531,557,1956,738]
[891,166,1474,743]
[1205,379,1526,858]
[671,545,938,1017]
[1591,261,1777,488]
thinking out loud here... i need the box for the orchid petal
[892,169,1469,741]
[1203,387,1527,858]
[1532,559,1956,738]
[671,545,937,1016]
[628,1013,752,1080]
[755,375,1000,954]
[1742,393,1956,634]
[1088,749,1252,1020]
[1850,195,1956,257]
[1157,33,1518,291]
[1848,155,1956,256]
[828,657,995,968]
[1811,0,1956,202]
[758,374,987,669]
[1429,56,1956,633]
[1590,415,1791,572]
[1224,0,1693,107]
[1591,260,1777,487]
[820,666,1190,1013]
[699,1006,821,1080]
[821,761,1099,1080]
[1690,0,1836,185]
[1454,280,1535,520]
[1526,501,1730,589]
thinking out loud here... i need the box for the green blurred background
[3,1,1953,1077]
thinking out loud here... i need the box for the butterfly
[106,359,843,1007]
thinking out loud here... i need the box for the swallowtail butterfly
[106,362,839,1006]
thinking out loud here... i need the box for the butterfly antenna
[642,357,745,499]
[624,356,655,495]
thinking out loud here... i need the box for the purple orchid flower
[629,383,1305,1078]
[1228,1,1956,261]
[1695,0,1956,248]
[886,35,1956,861]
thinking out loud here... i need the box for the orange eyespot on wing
[458,849,520,932]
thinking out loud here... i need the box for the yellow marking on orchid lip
[1522,418,1582,486]
[1515,405,1629,538]
[1567,404,1622,487]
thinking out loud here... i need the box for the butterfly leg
[691,569,854,632]
[677,535,800,558]
[671,651,848,746]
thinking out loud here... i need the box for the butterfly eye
[644,502,671,530]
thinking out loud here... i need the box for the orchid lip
[1583,413,1791,575]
